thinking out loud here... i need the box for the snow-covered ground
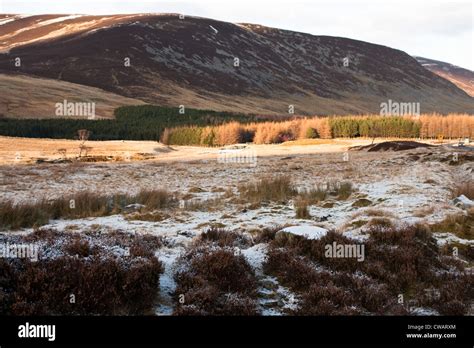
[1,140,472,315]
[2,141,472,244]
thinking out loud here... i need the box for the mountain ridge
[0,13,472,116]
[414,56,474,97]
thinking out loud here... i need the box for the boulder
[276,225,328,241]
[452,195,474,209]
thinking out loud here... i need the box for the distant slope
[415,56,474,97]
[0,14,472,115]
[0,73,145,118]
[0,14,149,52]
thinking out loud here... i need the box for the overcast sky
[1,0,472,70]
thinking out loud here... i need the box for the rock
[123,203,145,212]
[317,215,331,222]
[352,198,372,207]
[452,195,474,209]
[276,225,328,241]
[177,231,194,238]
[261,299,280,308]
[322,202,335,208]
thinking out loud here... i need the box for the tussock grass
[0,200,50,229]
[134,189,172,209]
[181,197,224,211]
[430,208,474,240]
[125,211,168,222]
[238,175,296,204]
[330,181,354,200]
[299,185,327,203]
[451,182,474,200]
[295,200,311,219]
[367,217,393,228]
[359,208,395,218]
[0,189,175,230]
[352,198,372,208]
[299,181,354,204]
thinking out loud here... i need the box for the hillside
[415,56,474,97]
[0,73,145,118]
[0,14,473,115]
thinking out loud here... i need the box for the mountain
[0,14,472,116]
[0,73,145,118]
[414,56,474,97]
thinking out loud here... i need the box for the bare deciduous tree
[369,123,382,144]
[77,129,91,158]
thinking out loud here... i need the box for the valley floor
[0,137,473,315]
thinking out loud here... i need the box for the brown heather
[264,225,472,315]
[0,229,163,315]
[173,245,259,315]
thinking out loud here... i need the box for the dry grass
[352,198,373,208]
[0,200,50,229]
[0,136,164,164]
[299,185,328,203]
[430,208,474,239]
[0,189,176,230]
[329,181,354,200]
[281,138,341,146]
[451,182,474,200]
[0,73,144,119]
[413,206,435,218]
[300,181,354,202]
[360,208,395,218]
[294,199,311,219]
[125,211,169,222]
[134,189,173,209]
[238,175,296,204]
[181,197,224,211]
[367,217,394,228]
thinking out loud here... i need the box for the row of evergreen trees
[1,105,471,143]
[329,117,421,138]
[0,106,256,140]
